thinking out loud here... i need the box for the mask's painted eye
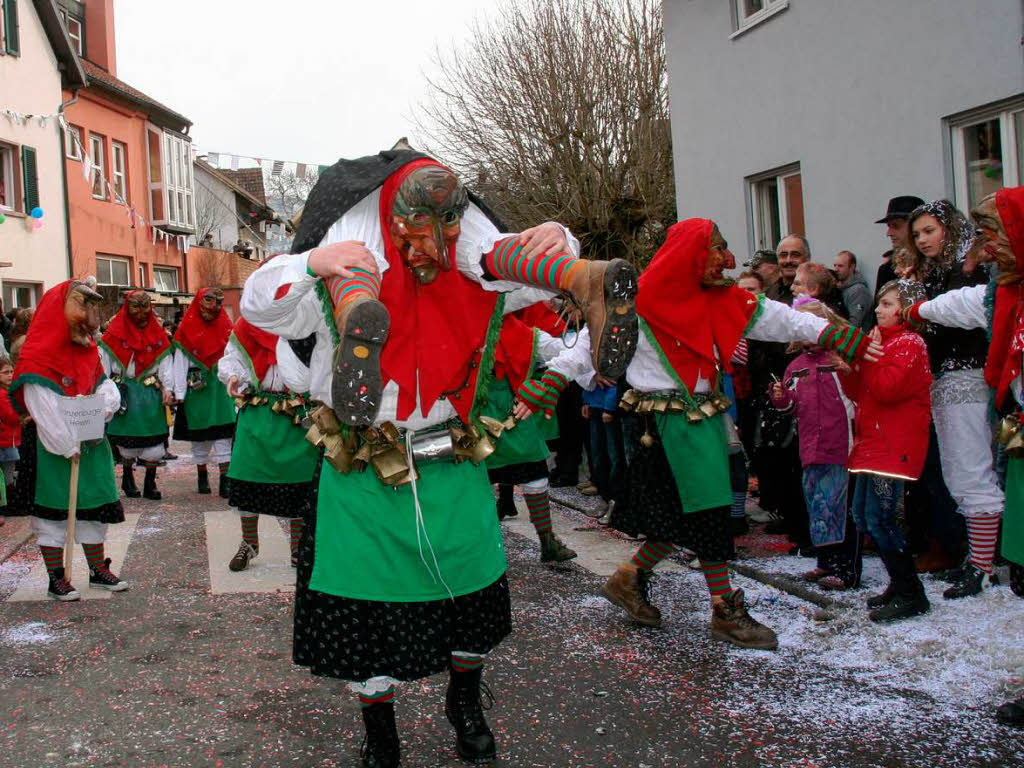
[441,211,460,227]
[407,212,431,228]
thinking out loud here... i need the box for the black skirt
[172,402,235,442]
[609,420,732,562]
[228,478,313,519]
[292,480,512,682]
[4,424,125,523]
[487,459,549,486]
[108,434,167,450]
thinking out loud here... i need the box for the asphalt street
[0,450,1022,767]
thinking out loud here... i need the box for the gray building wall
[663,0,1024,288]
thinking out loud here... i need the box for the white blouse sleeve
[918,284,988,330]
[171,348,189,401]
[744,297,829,345]
[157,353,174,392]
[542,326,595,385]
[276,338,311,394]
[217,340,252,389]
[240,252,327,341]
[24,384,78,458]
[98,378,120,421]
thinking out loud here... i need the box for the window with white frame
[950,96,1024,212]
[111,141,127,203]
[0,143,14,210]
[2,281,42,309]
[146,126,194,231]
[65,124,83,160]
[732,0,788,35]
[747,164,805,252]
[153,266,179,293]
[89,134,106,199]
[58,10,84,56]
[96,255,131,286]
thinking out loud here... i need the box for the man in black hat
[874,195,924,290]
[743,250,780,297]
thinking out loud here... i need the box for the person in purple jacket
[770,276,862,590]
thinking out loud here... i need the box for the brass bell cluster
[619,388,732,447]
[997,413,1024,458]
[141,375,162,391]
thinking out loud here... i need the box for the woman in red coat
[843,279,932,623]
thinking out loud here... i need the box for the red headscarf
[984,186,1024,409]
[173,288,233,370]
[636,218,759,392]
[231,317,278,382]
[101,290,171,374]
[12,281,104,406]
[377,158,499,422]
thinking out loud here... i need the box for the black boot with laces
[359,701,400,767]
[121,461,140,498]
[445,667,496,763]
[943,563,992,600]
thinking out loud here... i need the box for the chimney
[84,0,117,76]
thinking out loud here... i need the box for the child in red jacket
[843,280,932,623]
[0,356,21,525]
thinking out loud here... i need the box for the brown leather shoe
[330,295,390,426]
[711,588,778,650]
[601,562,661,627]
[561,259,638,379]
[538,531,577,563]
[228,541,258,572]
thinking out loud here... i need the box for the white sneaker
[747,508,774,523]
[597,500,615,526]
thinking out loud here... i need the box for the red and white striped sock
[966,515,1001,575]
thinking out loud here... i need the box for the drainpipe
[58,92,79,280]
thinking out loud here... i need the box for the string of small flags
[202,150,327,180]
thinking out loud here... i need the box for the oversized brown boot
[561,259,638,380]
[331,295,390,426]
[711,588,778,650]
[601,562,661,627]
[538,531,577,563]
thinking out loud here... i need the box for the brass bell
[997,416,1021,446]
[1006,430,1024,458]
[699,399,719,418]
[640,431,655,448]
[686,409,704,424]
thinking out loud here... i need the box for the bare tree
[265,169,319,222]
[418,0,675,267]
[193,178,230,247]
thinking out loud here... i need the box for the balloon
[0,212,5,224]
[30,207,43,219]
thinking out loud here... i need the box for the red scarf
[512,301,566,337]
[173,288,233,370]
[635,218,759,392]
[12,281,104,406]
[377,158,499,422]
[101,290,170,374]
[232,317,278,382]
[984,186,1024,409]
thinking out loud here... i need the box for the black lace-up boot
[445,667,496,763]
[121,461,140,498]
[359,701,400,767]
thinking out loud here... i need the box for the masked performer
[172,288,235,496]
[218,317,318,571]
[484,310,576,563]
[9,281,126,600]
[551,219,880,650]
[899,187,1024,725]
[240,149,635,767]
[99,291,174,501]
[907,199,1004,598]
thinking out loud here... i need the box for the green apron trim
[228,396,320,484]
[35,438,118,510]
[98,341,171,379]
[741,293,766,336]
[314,279,341,347]
[107,378,168,438]
[1002,457,1024,566]
[310,457,506,601]
[638,319,730,513]
[9,372,109,416]
[469,293,506,424]
[227,333,260,388]
[482,378,548,469]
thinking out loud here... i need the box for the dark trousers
[550,383,586,483]
[588,413,625,502]
[756,441,809,547]
[816,515,864,587]
[907,426,966,557]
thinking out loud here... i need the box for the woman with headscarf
[171,288,235,496]
[907,199,1004,599]
[216,317,318,572]
[99,291,174,500]
[9,281,126,600]
[903,186,1024,724]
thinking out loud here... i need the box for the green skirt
[183,374,235,432]
[228,399,320,485]
[482,379,549,470]
[34,438,121,521]
[656,411,732,514]
[310,457,506,602]
[107,378,168,439]
[1003,457,1024,566]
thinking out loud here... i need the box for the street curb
[0,527,32,565]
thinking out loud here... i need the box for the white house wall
[663,0,1024,286]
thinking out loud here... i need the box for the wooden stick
[63,454,81,575]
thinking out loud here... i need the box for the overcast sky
[113,0,500,166]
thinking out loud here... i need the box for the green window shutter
[21,145,38,212]
[3,0,19,56]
